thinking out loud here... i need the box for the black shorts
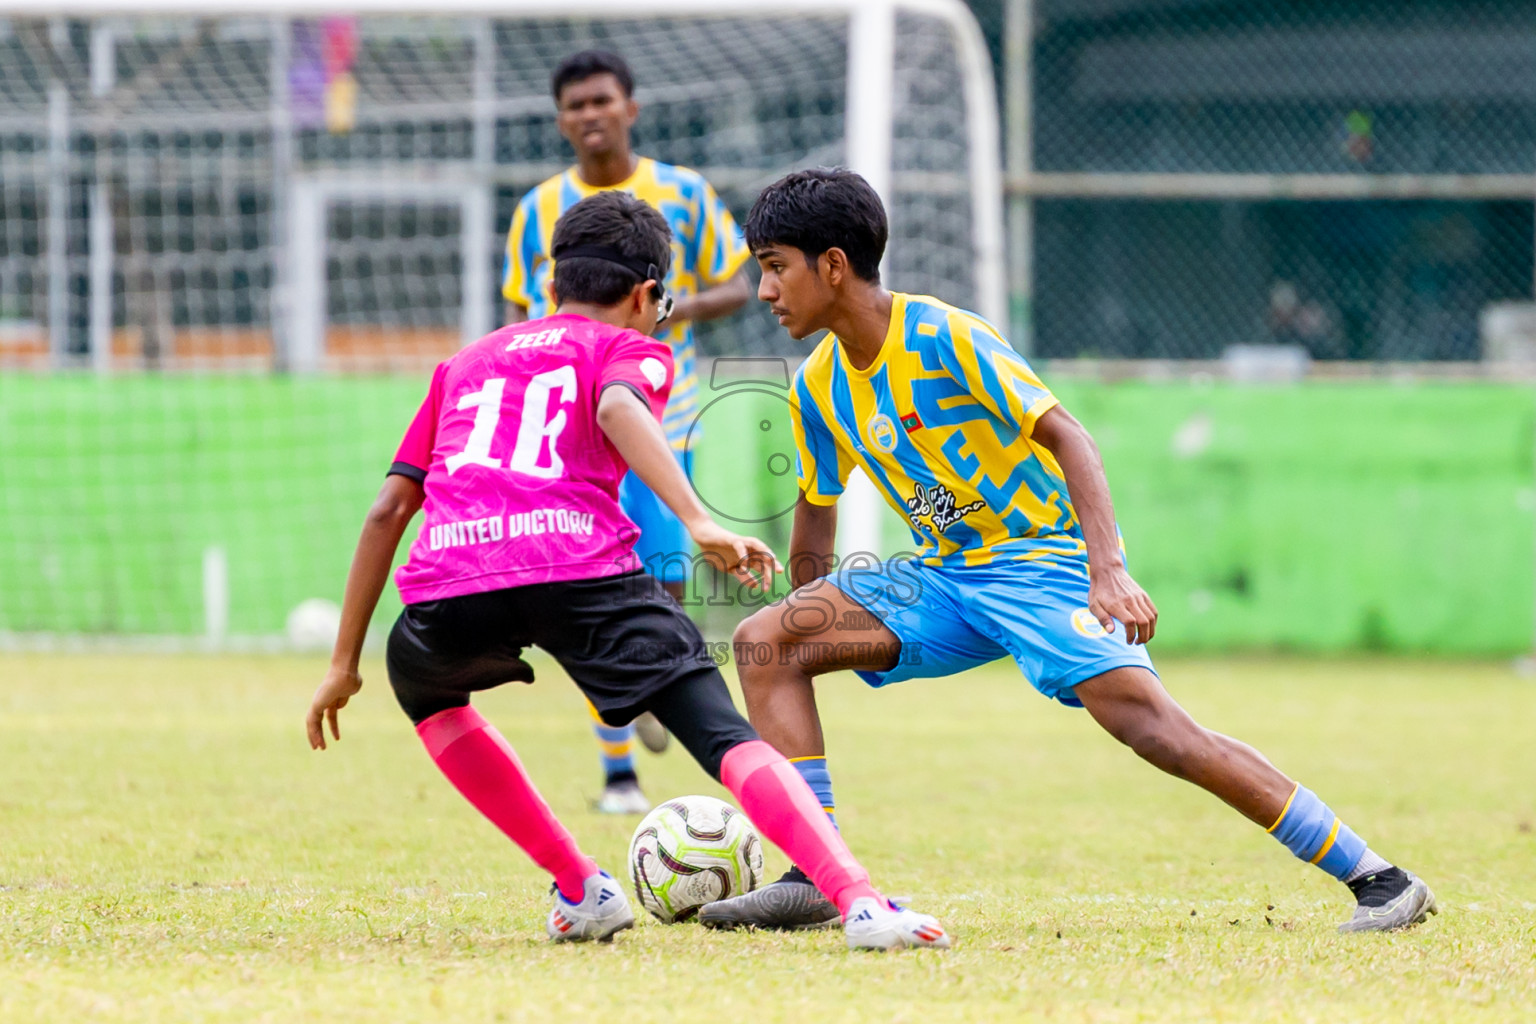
[385,570,756,779]
[387,570,719,726]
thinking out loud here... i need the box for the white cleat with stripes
[842,896,952,951]
[546,872,635,943]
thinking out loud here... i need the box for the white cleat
[594,779,651,815]
[843,896,952,951]
[546,872,635,943]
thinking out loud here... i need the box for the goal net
[0,1,1000,644]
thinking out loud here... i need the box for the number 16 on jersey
[445,366,576,480]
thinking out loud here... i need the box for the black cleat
[1338,866,1438,933]
[699,866,841,931]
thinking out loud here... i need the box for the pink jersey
[390,313,674,604]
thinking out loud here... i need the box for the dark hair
[551,50,635,102]
[744,168,887,282]
[550,191,672,306]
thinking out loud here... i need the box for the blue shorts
[830,556,1156,707]
[619,449,693,585]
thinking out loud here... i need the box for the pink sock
[720,740,882,916]
[416,705,597,902]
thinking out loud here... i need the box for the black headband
[551,244,662,285]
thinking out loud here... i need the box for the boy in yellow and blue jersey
[699,169,1437,937]
[503,51,752,814]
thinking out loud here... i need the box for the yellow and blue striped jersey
[502,157,750,450]
[790,293,1087,569]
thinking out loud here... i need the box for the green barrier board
[2,375,1531,653]
[682,378,1536,655]
[0,376,423,638]
[1052,382,1535,654]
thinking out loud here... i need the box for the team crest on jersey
[904,482,985,533]
[867,414,898,453]
[1070,608,1111,639]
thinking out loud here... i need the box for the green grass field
[2,653,1532,1022]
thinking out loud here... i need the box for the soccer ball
[285,598,341,652]
[628,795,764,923]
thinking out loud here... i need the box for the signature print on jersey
[904,482,985,534]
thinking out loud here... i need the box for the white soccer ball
[628,795,764,923]
[285,598,342,652]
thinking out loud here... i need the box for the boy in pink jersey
[304,192,950,950]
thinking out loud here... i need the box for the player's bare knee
[1128,716,1211,778]
[732,611,785,683]
[731,610,773,655]
[1127,726,1182,774]
[1096,694,1188,770]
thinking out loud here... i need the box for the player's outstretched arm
[306,474,424,750]
[595,384,782,590]
[1031,405,1158,645]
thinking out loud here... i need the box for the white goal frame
[10,0,1006,600]
[286,174,495,373]
[15,0,1007,340]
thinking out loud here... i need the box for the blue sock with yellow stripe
[1267,784,1369,880]
[586,700,636,784]
[594,722,637,782]
[789,756,837,828]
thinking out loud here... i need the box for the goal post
[285,173,495,373]
[9,0,1005,358]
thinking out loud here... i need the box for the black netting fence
[1033,198,1534,361]
[1024,0,1536,360]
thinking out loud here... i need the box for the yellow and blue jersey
[503,157,750,450]
[791,293,1087,569]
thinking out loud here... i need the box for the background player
[304,191,948,951]
[503,50,753,814]
[699,169,1437,936]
